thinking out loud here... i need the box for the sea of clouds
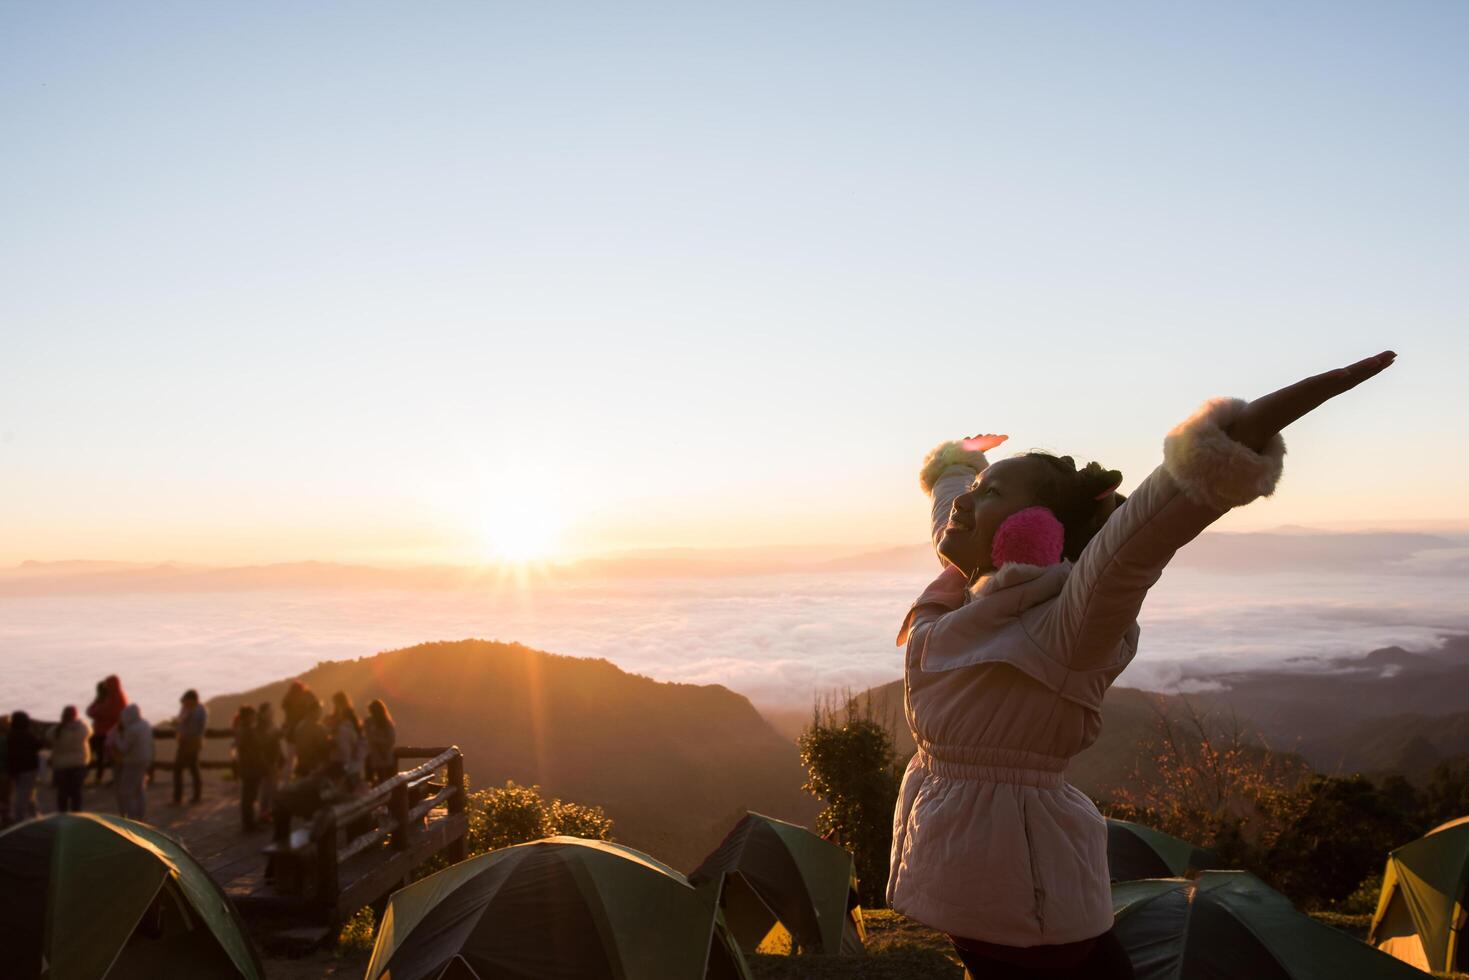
[4,565,1468,721]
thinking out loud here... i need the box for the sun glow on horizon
[478,486,564,563]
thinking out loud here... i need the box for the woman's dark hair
[1022,452,1125,562]
[367,699,393,726]
[61,705,78,723]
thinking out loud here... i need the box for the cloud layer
[4,566,1467,720]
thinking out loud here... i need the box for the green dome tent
[1106,818,1215,881]
[1368,814,1469,973]
[0,813,264,980]
[689,811,864,956]
[365,837,751,980]
[1112,871,1425,980]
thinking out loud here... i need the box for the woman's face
[936,457,1048,577]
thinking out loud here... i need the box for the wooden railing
[262,745,468,926]
[29,721,236,777]
[148,726,237,776]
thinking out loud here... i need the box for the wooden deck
[141,749,468,940]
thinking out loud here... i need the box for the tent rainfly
[1368,814,1469,973]
[689,811,865,956]
[0,813,265,980]
[1106,818,1216,882]
[1112,871,1426,980]
[365,836,751,980]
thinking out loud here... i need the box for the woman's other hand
[1228,351,1396,452]
[961,433,1009,453]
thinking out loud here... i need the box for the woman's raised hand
[1228,351,1396,453]
[961,433,1008,452]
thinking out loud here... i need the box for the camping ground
[262,909,1469,980]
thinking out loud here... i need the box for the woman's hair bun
[1077,461,1123,498]
[1021,451,1125,561]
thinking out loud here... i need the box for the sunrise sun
[480,488,562,563]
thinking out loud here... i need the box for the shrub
[798,694,902,908]
[336,905,376,956]
[1103,697,1309,870]
[1335,872,1384,916]
[462,780,614,856]
[1266,777,1417,908]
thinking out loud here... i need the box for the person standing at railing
[0,715,11,826]
[172,689,207,806]
[85,675,127,787]
[364,699,397,785]
[280,679,315,778]
[327,692,365,790]
[109,703,153,820]
[6,712,42,822]
[233,705,266,831]
[47,706,91,813]
[257,702,282,823]
[291,697,330,778]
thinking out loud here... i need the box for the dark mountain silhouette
[1200,635,1469,747]
[207,640,819,870]
[1297,711,1469,779]
[820,529,1465,576]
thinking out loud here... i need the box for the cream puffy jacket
[887,398,1285,945]
[47,719,92,770]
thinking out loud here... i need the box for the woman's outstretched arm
[1043,351,1396,671]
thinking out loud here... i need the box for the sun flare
[479,488,562,563]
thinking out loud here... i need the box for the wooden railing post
[315,810,340,908]
[390,782,410,852]
[446,748,467,864]
[448,750,465,815]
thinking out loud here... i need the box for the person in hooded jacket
[889,352,1395,979]
[85,675,127,786]
[108,703,154,820]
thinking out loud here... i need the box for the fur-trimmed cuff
[919,440,990,493]
[1163,397,1285,511]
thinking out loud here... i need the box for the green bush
[798,695,902,908]
[1265,776,1418,909]
[462,781,614,856]
[1334,872,1384,916]
[336,906,376,957]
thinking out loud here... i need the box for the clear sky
[2,2,1465,565]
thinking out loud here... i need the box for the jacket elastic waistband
[914,747,1064,787]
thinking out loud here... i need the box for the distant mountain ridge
[208,640,819,870]
[7,526,1467,594]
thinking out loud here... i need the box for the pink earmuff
[991,506,1065,568]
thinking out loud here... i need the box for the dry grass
[747,910,962,980]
